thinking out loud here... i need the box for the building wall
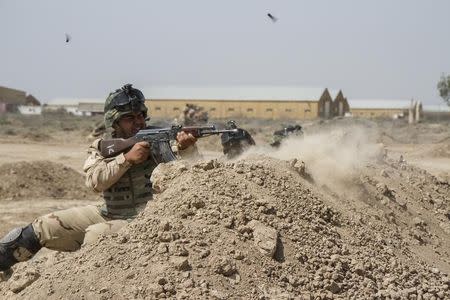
[350,108,407,118]
[18,106,42,115]
[25,95,41,106]
[317,89,333,119]
[146,99,319,120]
[0,87,31,113]
[332,92,350,117]
[78,103,104,115]
[65,106,90,116]
[423,111,450,121]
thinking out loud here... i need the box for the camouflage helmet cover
[104,84,148,128]
[225,120,237,130]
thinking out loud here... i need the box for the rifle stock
[100,136,140,158]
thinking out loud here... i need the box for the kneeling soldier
[0,84,197,272]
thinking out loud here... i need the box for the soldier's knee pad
[0,224,42,271]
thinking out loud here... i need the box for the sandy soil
[386,143,450,180]
[0,141,87,173]
[0,114,449,299]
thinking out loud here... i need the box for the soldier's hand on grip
[176,131,197,150]
[124,141,150,165]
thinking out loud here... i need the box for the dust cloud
[242,125,384,189]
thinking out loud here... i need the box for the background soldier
[178,104,208,126]
[220,120,255,159]
[270,124,303,148]
[0,84,197,273]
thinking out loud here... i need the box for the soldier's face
[115,112,146,138]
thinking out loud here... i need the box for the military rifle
[99,125,237,163]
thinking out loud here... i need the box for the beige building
[144,86,343,120]
[348,99,411,118]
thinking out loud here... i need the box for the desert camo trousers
[31,205,128,251]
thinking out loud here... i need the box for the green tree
[437,73,450,106]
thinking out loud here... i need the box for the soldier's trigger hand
[176,132,197,150]
[124,141,150,165]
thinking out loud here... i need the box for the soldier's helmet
[225,120,237,130]
[285,124,303,134]
[104,84,148,128]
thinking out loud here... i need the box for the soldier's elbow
[85,175,103,193]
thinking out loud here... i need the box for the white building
[18,105,42,115]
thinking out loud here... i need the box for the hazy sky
[1,0,449,104]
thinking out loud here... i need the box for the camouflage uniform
[0,84,195,271]
[221,121,255,159]
[31,136,196,252]
[177,104,209,126]
[270,125,303,148]
[30,139,142,251]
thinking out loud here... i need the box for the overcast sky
[1,0,449,104]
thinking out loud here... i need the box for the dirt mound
[2,153,449,299]
[378,121,450,145]
[428,143,450,158]
[0,161,96,200]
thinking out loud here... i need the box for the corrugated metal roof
[143,86,327,102]
[0,86,27,105]
[348,99,413,109]
[0,86,26,95]
[25,94,41,106]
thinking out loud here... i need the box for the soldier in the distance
[221,120,256,159]
[270,124,303,148]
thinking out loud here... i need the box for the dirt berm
[0,161,95,200]
[1,153,449,299]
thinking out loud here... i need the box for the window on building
[247,108,254,112]
[228,108,235,112]
[266,108,273,112]
[285,109,292,112]
[210,107,216,111]
[155,107,161,111]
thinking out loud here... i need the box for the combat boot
[0,224,42,271]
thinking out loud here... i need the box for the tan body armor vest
[101,159,157,219]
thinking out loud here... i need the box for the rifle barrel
[199,129,239,135]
